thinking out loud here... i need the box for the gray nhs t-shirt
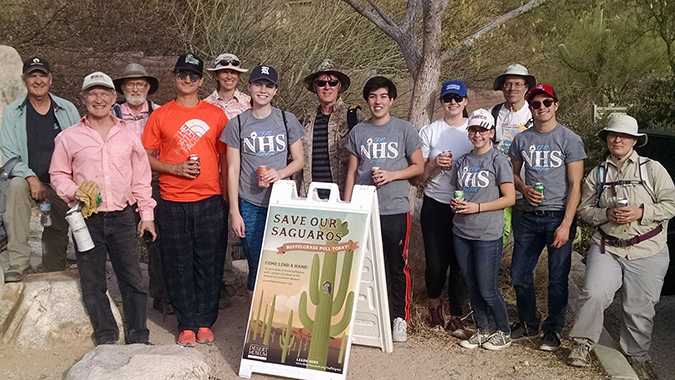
[451,148,514,241]
[221,107,304,207]
[346,117,421,215]
[507,123,586,212]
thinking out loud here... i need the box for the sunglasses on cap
[442,94,465,103]
[315,79,340,87]
[216,58,240,67]
[529,99,555,109]
[175,71,202,82]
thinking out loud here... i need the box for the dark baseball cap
[249,65,278,85]
[174,53,204,76]
[23,56,51,75]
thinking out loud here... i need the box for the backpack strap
[639,158,656,202]
[595,161,606,203]
[490,103,504,143]
[147,100,154,116]
[111,103,123,119]
[347,105,361,131]
[281,109,288,138]
[0,157,21,180]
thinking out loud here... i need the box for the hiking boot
[219,284,232,309]
[459,331,489,349]
[510,321,539,340]
[177,330,196,347]
[627,357,660,380]
[392,317,407,342]
[483,330,512,351]
[446,315,469,339]
[567,340,593,367]
[152,297,174,315]
[197,327,214,344]
[539,331,562,352]
[427,305,444,328]
[4,265,31,282]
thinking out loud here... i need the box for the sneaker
[446,315,469,339]
[567,341,592,367]
[510,321,539,340]
[459,331,489,349]
[4,265,31,283]
[427,305,444,328]
[539,331,562,352]
[196,327,214,344]
[177,330,197,347]
[483,330,512,351]
[627,357,660,380]
[392,317,407,342]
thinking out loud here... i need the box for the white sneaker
[392,317,407,342]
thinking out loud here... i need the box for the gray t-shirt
[346,117,421,215]
[451,148,514,240]
[221,107,304,207]
[508,123,587,212]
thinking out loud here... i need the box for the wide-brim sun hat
[302,59,350,93]
[113,63,159,95]
[598,114,648,148]
[493,63,536,91]
[206,53,248,74]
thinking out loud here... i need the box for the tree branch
[441,0,549,62]
[401,0,421,33]
[366,0,397,27]
[341,0,400,41]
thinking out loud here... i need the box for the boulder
[0,45,26,128]
[65,344,211,380]
[0,270,124,347]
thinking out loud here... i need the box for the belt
[525,210,565,217]
[598,225,663,253]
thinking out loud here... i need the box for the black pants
[420,195,467,316]
[380,212,412,321]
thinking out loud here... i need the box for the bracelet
[478,203,481,213]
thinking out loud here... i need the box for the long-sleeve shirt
[578,150,675,259]
[50,116,156,221]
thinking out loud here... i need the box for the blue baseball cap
[440,79,467,98]
[249,64,278,85]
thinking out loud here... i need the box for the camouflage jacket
[295,98,365,197]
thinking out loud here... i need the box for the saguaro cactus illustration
[279,310,296,363]
[252,290,265,340]
[338,334,348,364]
[263,295,277,345]
[299,220,355,370]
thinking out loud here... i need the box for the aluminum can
[371,166,381,172]
[616,197,629,208]
[441,150,453,170]
[189,154,200,176]
[453,190,465,201]
[258,166,270,188]
[534,182,545,203]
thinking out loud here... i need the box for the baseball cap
[206,53,248,73]
[82,72,115,92]
[467,109,495,130]
[249,65,278,85]
[440,79,467,98]
[525,83,558,102]
[174,53,204,76]
[23,57,51,75]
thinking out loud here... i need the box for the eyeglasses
[442,94,465,103]
[315,79,339,87]
[123,81,148,89]
[503,82,526,90]
[529,99,555,109]
[468,129,491,136]
[175,71,202,82]
[216,59,240,67]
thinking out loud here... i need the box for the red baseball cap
[525,83,558,102]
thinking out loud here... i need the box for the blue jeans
[454,235,510,333]
[511,210,576,333]
[240,198,268,291]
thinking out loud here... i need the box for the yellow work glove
[75,180,100,218]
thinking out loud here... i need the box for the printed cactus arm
[338,334,347,364]
[261,305,268,339]
[332,249,354,316]
[329,291,355,336]
[298,292,314,331]
[309,254,320,305]
[279,311,296,363]
[254,290,264,339]
[263,295,277,345]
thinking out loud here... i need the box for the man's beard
[125,92,147,106]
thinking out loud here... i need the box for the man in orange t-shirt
[142,53,228,347]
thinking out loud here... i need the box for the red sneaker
[197,327,214,344]
[177,330,196,347]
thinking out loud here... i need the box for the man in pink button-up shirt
[50,71,155,345]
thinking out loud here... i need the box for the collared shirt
[578,150,675,259]
[204,89,251,119]
[115,101,161,138]
[50,116,156,220]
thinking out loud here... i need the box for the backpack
[594,158,656,204]
[347,105,361,131]
[0,157,21,250]
[111,100,155,120]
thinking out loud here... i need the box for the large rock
[65,344,211,380]
[0,45,26,130]
[0,270,124,347]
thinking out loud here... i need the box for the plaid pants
[158,195,228,332]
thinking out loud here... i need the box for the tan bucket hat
[113,63,159,95]
[302,59,350,93]
[598,114,648,147]
[493,64,536,91]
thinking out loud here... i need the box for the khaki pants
[4,177,69,272]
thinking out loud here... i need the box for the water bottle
[39,199,52,227]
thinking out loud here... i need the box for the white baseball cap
[468,109,495,130]
[82,71,115,92]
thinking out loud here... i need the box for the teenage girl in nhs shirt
[450,109,515,351]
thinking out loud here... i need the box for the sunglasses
[315,79,340,87]
[175,71,202,82]
[216,59,240,67]
[442,94,465,103]
[529,99,555,109]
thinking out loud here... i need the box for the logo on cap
[261,66,270,75]
[447,84,460,90]
[33,58,40,63]
[185,54,199,65]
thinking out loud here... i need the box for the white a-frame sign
[239,181,392,380]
